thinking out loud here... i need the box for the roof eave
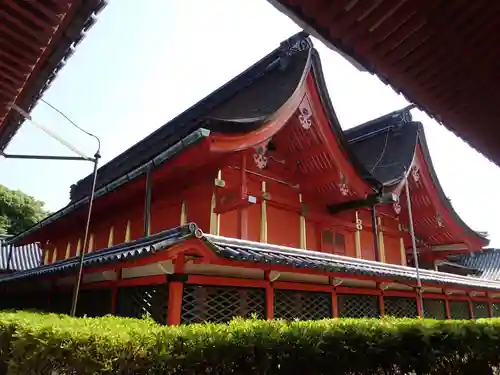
[0,0,108,151]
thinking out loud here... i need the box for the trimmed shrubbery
[0,311,500,374]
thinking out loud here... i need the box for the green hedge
[1,311,500,374]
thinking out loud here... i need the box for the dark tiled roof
[449,249,500,281]
[0,239,42,271]
[205,235,500,291]
[70,33,313,201]
[345,107,418,186]
[346,108,487,244]
[0,224,199,283]
[2,225,500,291]
[8,129,210,245]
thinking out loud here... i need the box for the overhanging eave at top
[268,0,500,167]
[0,0,107,151]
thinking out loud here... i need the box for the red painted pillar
[468,299,474,319]
[486,293,493,317]
[265,271,274,319]
[110,268,122,314]
[167,255,185,326]
[444,298,451,319]
[378,293,385,317]
[167,282,183,325]
[266,285,274,320]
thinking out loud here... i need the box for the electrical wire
[369,128,390,173]
[368,104,416,174]
[38,98,101,317]
[40,98,101,154]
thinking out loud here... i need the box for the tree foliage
[0,185,49,235]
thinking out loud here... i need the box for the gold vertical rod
[260,181,268,243]
[44,249,50,265]
[210,170,221,235]
[88,233,95,253]
[108,226,114,247]
[354,210,362,258]
[65,242,71,259]
[51,247,58,263]
[75,238,82,257]
[299,193,307,249]
[377,217,386,263]
[180,200,187,226]
[399,224,407,265]
[125,220,131,243]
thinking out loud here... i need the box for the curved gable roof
[416,122,489,246]
[71,33,379,201]
[346,107,487,246]
[345,107,418,186]
[70,33,313,201]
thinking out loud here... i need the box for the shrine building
[0,33,497,323]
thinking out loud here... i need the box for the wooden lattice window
[449,300,470,320]
[76,288,112,317]
[384,296,418,318]
[473,301,489,318]
[492,303,500,317]
[181,285,265,324]
[423,299,446,320]
[116,284,169,324]
[338,294,380,318]
[274,289,331,320]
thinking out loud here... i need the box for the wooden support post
[43,247,50,265]
[371,207,380,262]
[108,226,114,247]
[210,170,221,235]
[65,242,71,260]
[487,293,494,317]
[377,217,386,263]
[111,268,122,314]
[180,200,187,226]
[75,238,82,257]
[354,211,362,258]
[378,293,385,317]
[398,224,407,265]
[144,165,152,236]
[239,154,249,240]
[416,289,423,318]
[265,280,274,320]
[299,193,306,249]
[468,299,474,319]
[167,255,185,326]
[260,181,268,243]
[444,297,451,319]
[167,282,183,325]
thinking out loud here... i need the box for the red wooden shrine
[0,34,496,323]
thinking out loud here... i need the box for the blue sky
[1,1,499,247]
